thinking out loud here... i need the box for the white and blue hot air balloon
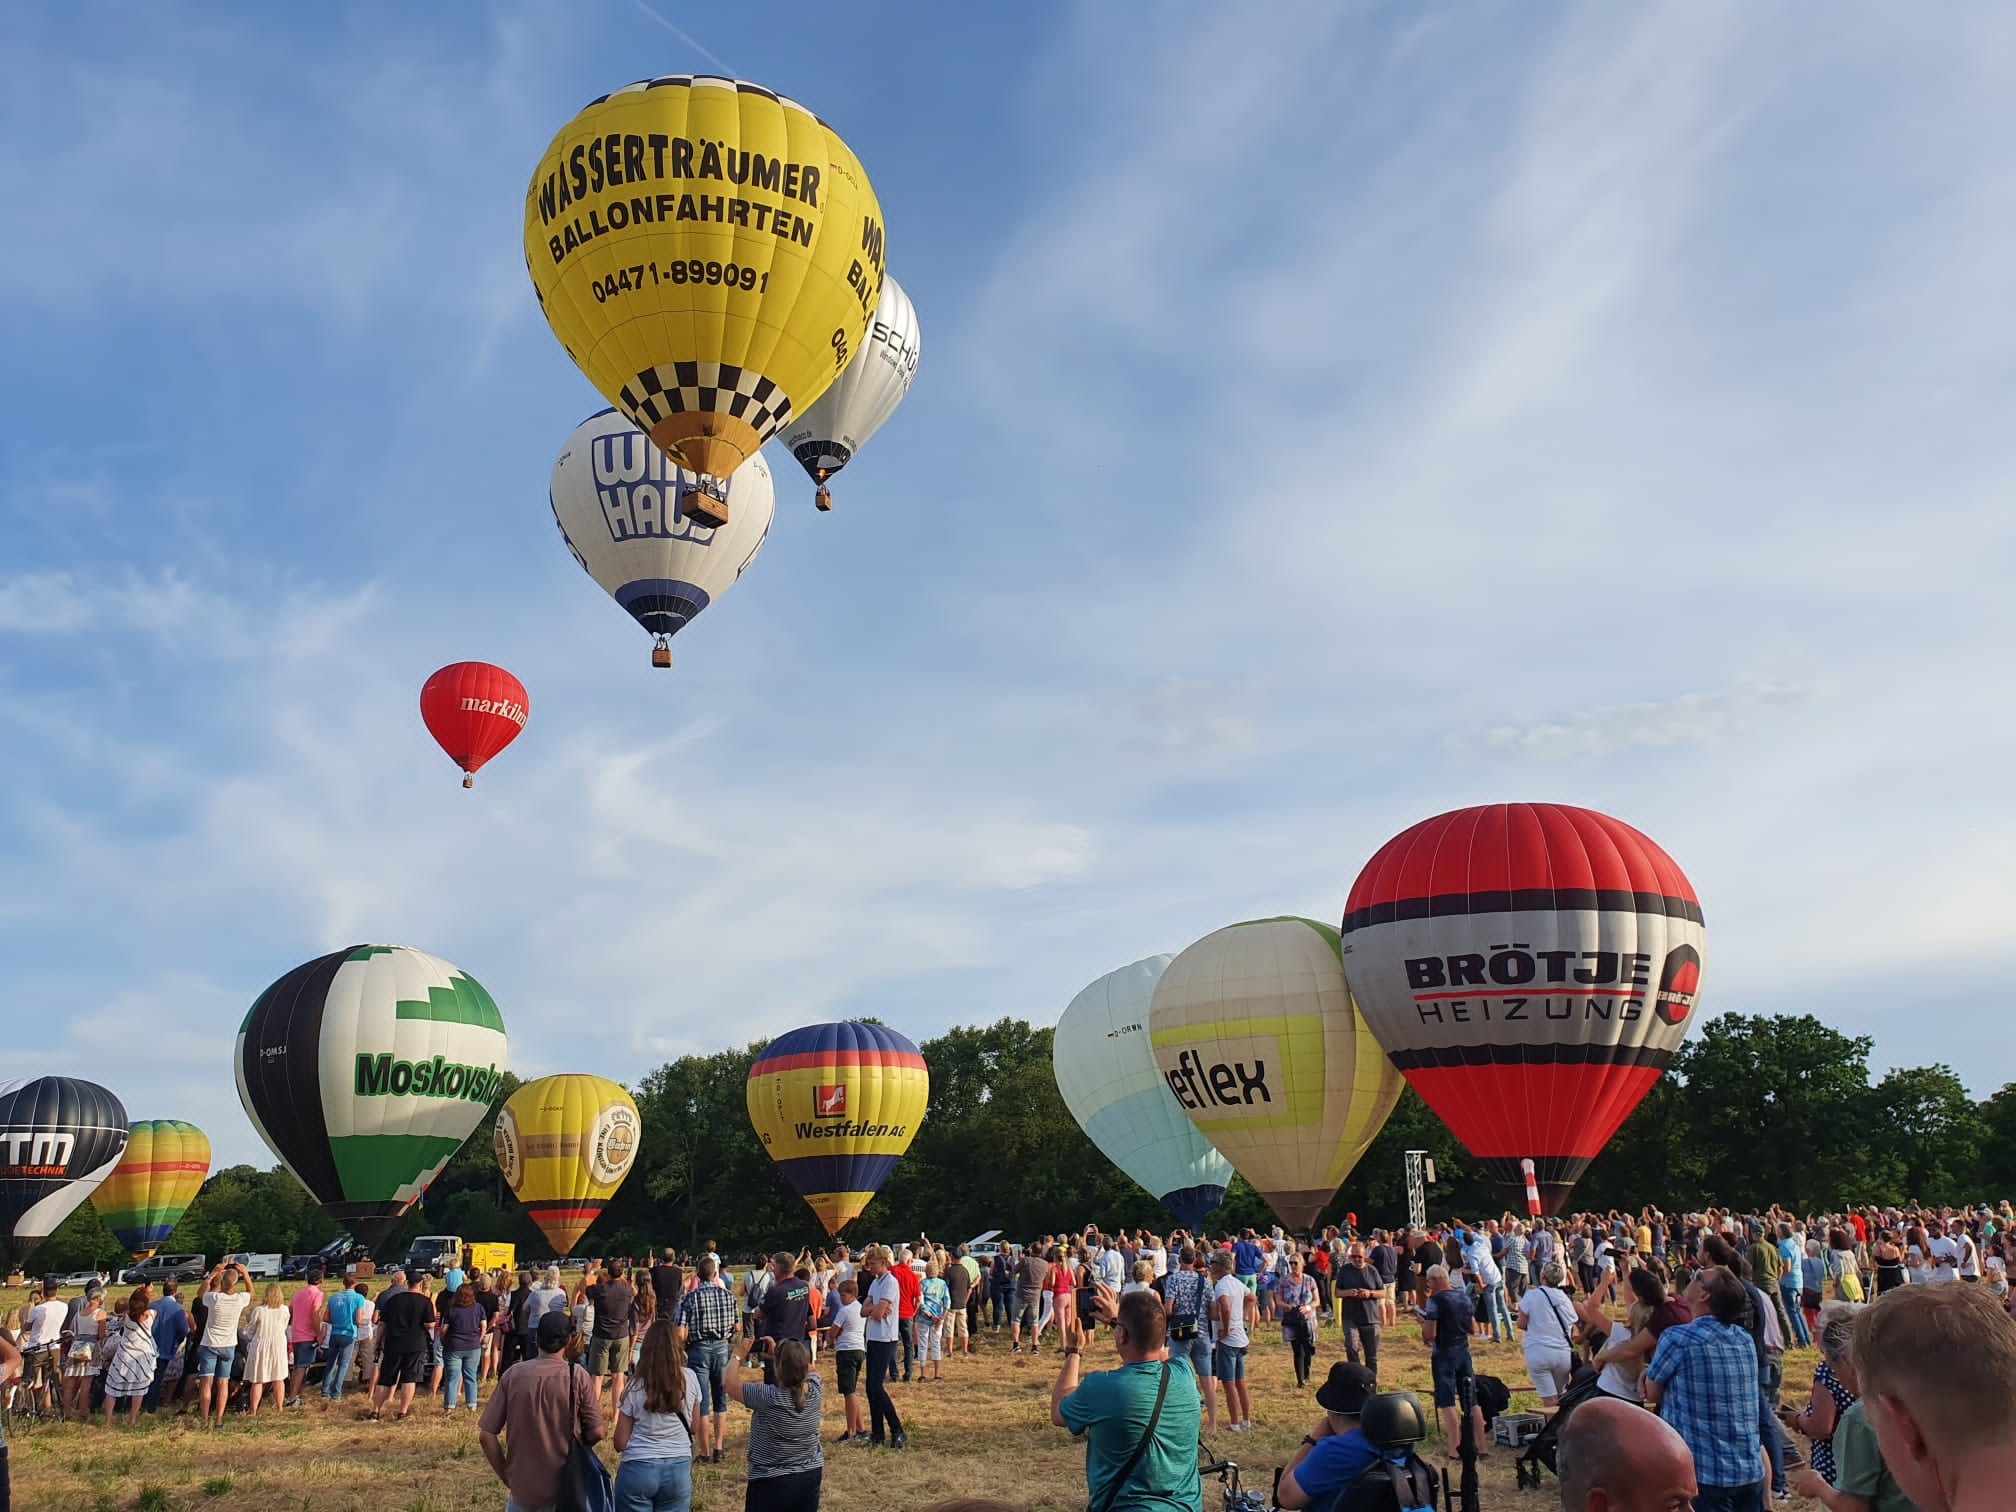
[1053,955,1233,1233]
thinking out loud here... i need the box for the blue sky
[3,1,2012,1168]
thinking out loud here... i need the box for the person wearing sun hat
[1275,1362,1382,1509]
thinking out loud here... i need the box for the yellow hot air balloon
[92,1119,209,1261]
[525,75,886,527]
[1148,917,1402,1231]
[494,1075,641,1258]
[745,1022,927,1235]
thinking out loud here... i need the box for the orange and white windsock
[1521,1157,1542,1217]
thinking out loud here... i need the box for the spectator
[821,1275,868,1445]
[588,1262,639,1407]
[1051,1285,1201,1512]
[724,1334,824,1512]
[142,1279,189,1414]
[1556,1396,1697,1510]
[1642,1268,1761,1511]
[369,1270,437,1422]
[1010,1243,1049,1355]
[441,1280,488,1412]
[1161,1245,1215,1434]
[479,1311,605,1512]
[916,1255,950,1382]
[0,1326,18,1503]
[1333,1239,1384,1384]
[1209,1249,1256,1434]
[1463,1225,1512,1344]
[893,1245,924,1381]
[100,1286,157,1425]
[241,1282,291,1417]
[613,1320,701,1512]
[1852,1281,2016,1512]
[1518,1260,1581,1410]
[1784,1309,1857,1484]
[1275,1363,1380,1509]
[321,1276,366,1401]
[652,1249,685,1318]
[285,1266,325,1407]
[60,1282,105,1422]
[1276,1254,1319,1389]
[1419,1265,1487,1459]
[945,1245,974,1358]
[192,1261,252,1428]
[676,1252,736,1464]
[18,1280,65,1418]
[860,1246,907,1449]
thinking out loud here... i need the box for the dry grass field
[4,1280,1822,1511]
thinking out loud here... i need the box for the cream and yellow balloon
[494,1075,641,1258]
[1148,917,1402,1231]
[525,75,886,526]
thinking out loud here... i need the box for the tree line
[30,1012,2016,1272]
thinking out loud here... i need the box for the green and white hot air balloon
[234,945,507,1248]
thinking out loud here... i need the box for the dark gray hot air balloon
[0,1076,129,1273]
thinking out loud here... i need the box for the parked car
[50,1269,109,1288]
[278,1254,323,1280]
[119,1253,207,1285]
[225,1252,284,1279]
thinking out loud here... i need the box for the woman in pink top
[286,1272,327,1407]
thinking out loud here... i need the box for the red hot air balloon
[420,663,529,788]
[1340,803,1704,1214]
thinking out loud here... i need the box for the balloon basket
[814,484,832,512]
[681,487,729,528]
[651,639,673,669]
[462,774,474,790]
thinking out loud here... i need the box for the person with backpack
[1160,1245,1215,1434]
[478,1311,605,1512]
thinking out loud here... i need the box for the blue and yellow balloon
[746,1022,928,1235]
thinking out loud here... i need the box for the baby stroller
[1514,1363,1605,1490]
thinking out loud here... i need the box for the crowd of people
[5,1201,2016,1510]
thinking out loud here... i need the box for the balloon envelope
[524,75,886,486]
[92,1119,211,1260]
[1053,955,1233,1233]
[746,1022,927,1235]
[550,409,774,654]
[0,1076,129,1272]
[421,662,528,784]
[235,945,508,1249]
[494,1074,640,1258]
[1148,918,1402,1232]
[780,273,920,506]
[1340,802,1705,1213]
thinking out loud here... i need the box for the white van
[225,1252,284,1279]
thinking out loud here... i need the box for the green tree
[1871,1065,1984,1206]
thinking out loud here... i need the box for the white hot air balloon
[1054,955,1234,1233]
[779,274,920,511]
[550,409,775,667]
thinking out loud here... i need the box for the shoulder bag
[1090,1361,1171,1512]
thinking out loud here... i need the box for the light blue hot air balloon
[1053,956,1233,1232]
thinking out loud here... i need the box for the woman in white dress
[102,1287,159,1425]
[242,1283,292,1416]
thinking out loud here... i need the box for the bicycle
[1199,1453,1270,1512]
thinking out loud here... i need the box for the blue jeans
[613,1455,692,1512]
[1692,1481,1764,1512]
[688,1338,729,1416]
[194,1344,235,1379]
[864,1339,902,1442]
[443,1348,480,1410]
[321,1337,358,1399]
[1778,1278,1811,1346]
[1483,1281,1513,1342]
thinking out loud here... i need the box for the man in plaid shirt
[677,1254,738,1464]
[1644,1267,1762,1511]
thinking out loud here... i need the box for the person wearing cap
[479,1310,604,1512]
[1276,1362,1380,1508]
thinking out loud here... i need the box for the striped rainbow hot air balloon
[93,1120,211,1260]
[746,1022,928,1236]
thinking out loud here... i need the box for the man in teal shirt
[1052,1284,1201,1511]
